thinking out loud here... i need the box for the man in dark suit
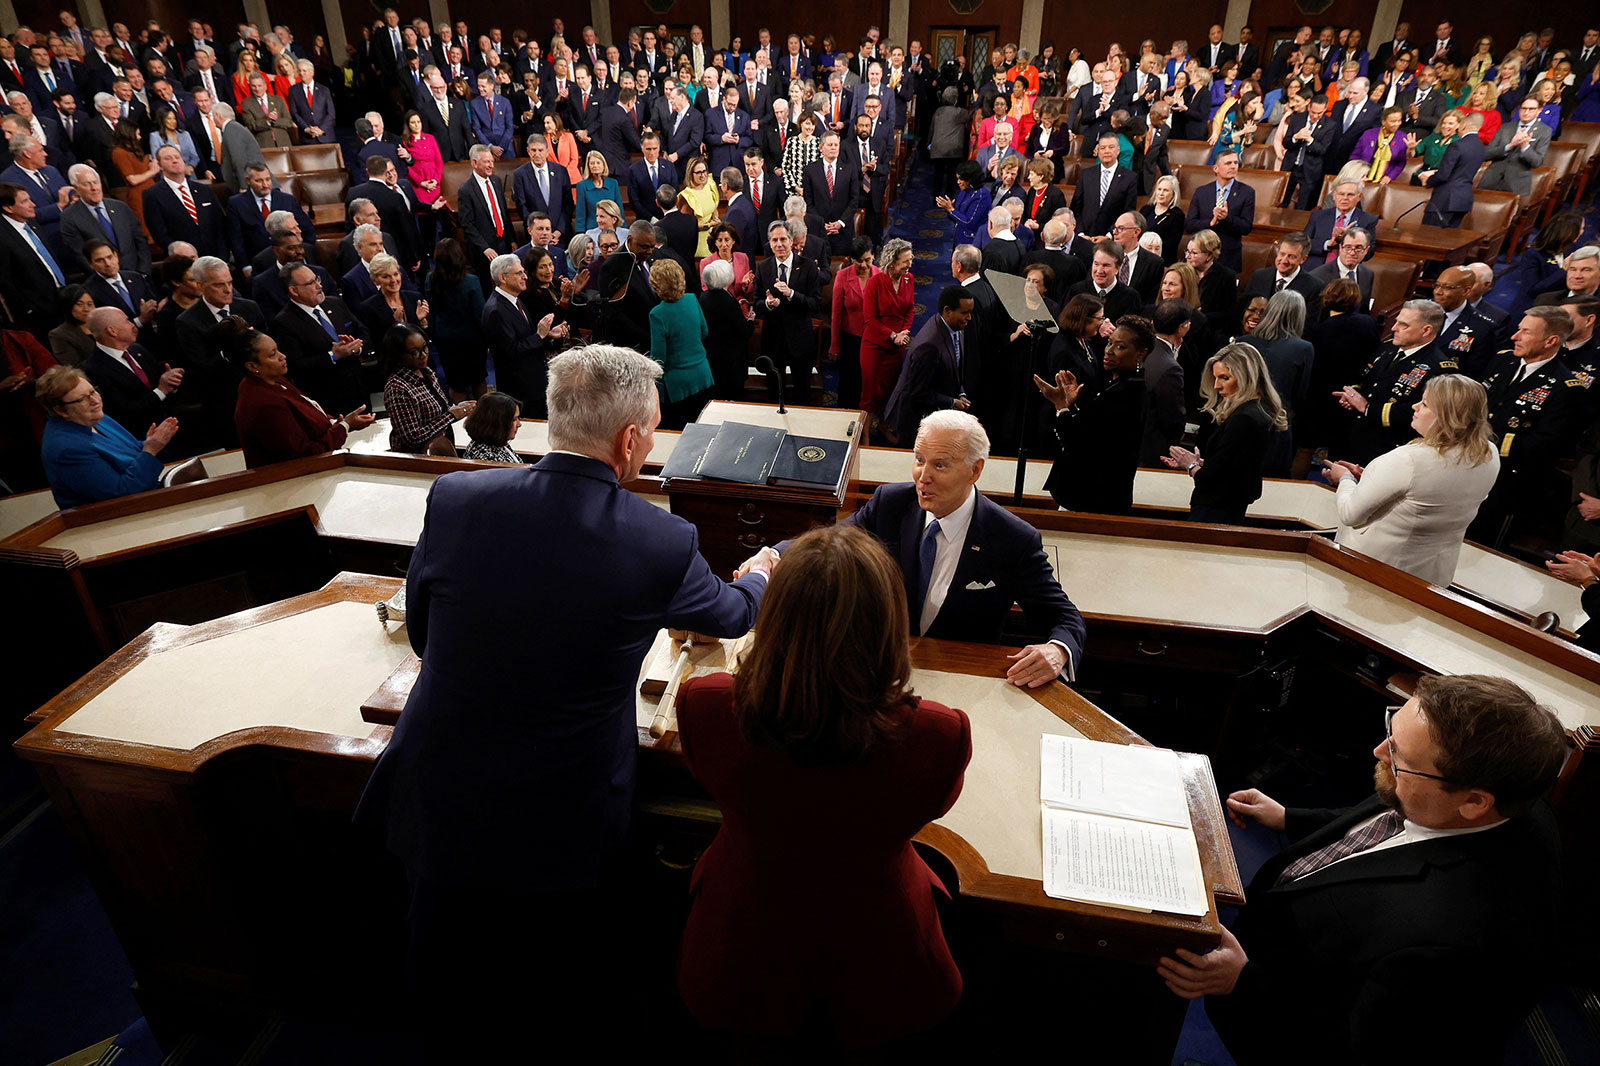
[272,264,371,417]
[801,133,859,255]
[1070,134,1139,239]
[355,346,770,1058]
[418,73,472,161]
[0,182,70,338]
[1069,68,1125,157]
[0,39,27,95]
[60,163,149,275]
[23,44,78,114]
[1370,23,1412,75]
[0,135,72,258]
[6,94,75,174]
[1478,97,1552,201]
[743,149,783,253]
[1184,148,1255,273]
[733,60,772,128]
[346,156,424,275]
[173,256,262,447]
[789,410,1085,678]
[286,60,336,144]
[513,136,574,237]
[81,306,183,440]
[883,286,973,446]
[1305,178,1380,260]
[1397,65,1445,137]
[1243,233,1323,321]
[1281,98,1334,209]
[479,253,561,411]
[757,99,796,170]
[1308,227,1377,310]
[1198,24,1235,76]
[141,145,227,258]
[1325,79,1381,172]
[1426,21,1463,67]
[350,115,409,184]
[842,111,893,243]
[598,88,644,179]
[657,191,701,266]
[1234,27,1260,80]
[1143,300,1190,465]
[700,87,750,176]
[341,223,417,307]
[564,67,603,150]
[625,134,668,222]
[250,229,337,321]
[1420,130,1486,228]
[1192,676,1566,1066]
[752,220,822,404]
[1108,214,1162,302]
[185,46,235,110]
[226,163,313,270]
[662,89,704,183]
[979,204,1026,275]
[719,169,757,258]
[1067,242,1144,324]
[457,146,516,282]
[1026,221,1089,305]
[82,239,158,322]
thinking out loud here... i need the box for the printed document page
[1039,734,1191,827]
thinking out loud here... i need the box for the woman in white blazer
[1323,374,1499,587]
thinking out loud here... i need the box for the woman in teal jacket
[648,258,714,429]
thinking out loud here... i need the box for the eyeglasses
[1384,706,1454,783]
[63,387,101,405]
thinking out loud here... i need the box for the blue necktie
[915,518,941,624]
[23,224,64,285]
[111,275,134,311]
[95,203,117,245]
[313,306,338,340]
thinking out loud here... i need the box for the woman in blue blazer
[37,366,177,509]
[572,150,621,234]
[935,160,994,249]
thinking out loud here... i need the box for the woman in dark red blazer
[222,318,375,468]
[676,524,972,1051]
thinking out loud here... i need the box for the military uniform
[1466,350,1594,546]
[1437,305,1500,379]
[1346,341,1459,465]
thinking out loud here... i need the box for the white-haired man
[356,344,774,1058]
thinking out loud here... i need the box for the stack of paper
[1039,735,1208,916]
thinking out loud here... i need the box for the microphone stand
[1012,317,1056,506]
[1391,199,1430,231]
[755,355,786,413]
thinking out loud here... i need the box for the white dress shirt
[1319,808,1504,874]
[918,487,978,634]
[95,341,163,397]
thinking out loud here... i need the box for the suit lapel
[897,494,924,595]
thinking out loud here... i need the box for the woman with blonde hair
[679,156,720,258]
[1323,374,1499,586]
[1458,81,1502,143]
[1156,263,1202,308]
[574,150,620,234]
[1141,174,1185,264]
[1162,342,1287,523]
[647,258,713,428]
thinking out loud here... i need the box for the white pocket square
[964,580,996,590]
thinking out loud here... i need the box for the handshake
[732,546,782,581]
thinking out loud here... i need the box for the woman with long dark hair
[423,239,487,400]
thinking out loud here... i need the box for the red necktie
[260,197,269,220]
[177,181,198,223]
[123,351,150,387]
[780,127,786,150]
[486,179,503,236]
[753,180,760,210]
[825,164,834,195]
[306,86,313,107]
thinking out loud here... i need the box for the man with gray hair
[980,201,1023,274]
[1,131,71,255]
[355,344,774,1056]
[481,252,566,412]
[60,161,149,274]
[213,99,271,194]
[760,407,1085,683]
[1338,298,1455,464]
[80,305,184,440]
[1533,244,1600,307]
[174,254,265,448]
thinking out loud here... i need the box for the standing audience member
[1324,374,1499,585]
[1248,290,1315,477]
[828,236,879,412]
[646,257,713,429]
[1163,342,1288,523]
[859,237,916,428]
[699,258,754,400]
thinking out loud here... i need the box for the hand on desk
[1158,925,1248,999]
[1004,642,1066,688]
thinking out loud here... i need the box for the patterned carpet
[887,150,960,337]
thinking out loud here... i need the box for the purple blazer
[1351,127,1408,182]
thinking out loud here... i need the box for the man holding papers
[1159,675,1567,1065]
[755,410,1086,687]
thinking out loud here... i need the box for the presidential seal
[797,445,827,463]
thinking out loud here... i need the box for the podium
[662,401,868,575]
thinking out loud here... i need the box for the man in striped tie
[1162,674,1569,1066]
[142,144,227,259]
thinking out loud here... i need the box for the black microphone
[754,355,786,413]
[1391,199,1430,232]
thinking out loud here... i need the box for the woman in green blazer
[648,259,715,428]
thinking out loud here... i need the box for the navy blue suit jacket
[1425,134,1487,216]
[287,83,337,142]
[354,453,768,888]
[626,158,667,221]
[1184,180,1256,273]
[468,93,515,155]
[723,193,757,258]
[1304,205,1380,258]
[830,483,1087,662]
[511,161,574,239]
[225,189,314,266]
[142,178,227,259]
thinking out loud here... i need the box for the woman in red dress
[858,237,916,434]
[223,318,375,468]
[676,523,971,1052]
[828,235,880,412]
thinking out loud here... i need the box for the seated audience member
[1180,675,1568,1066]
[1545,550,1600,653]
[383,323,474,454]
[647,257,713,429]
[1324,374,1499,585]
[764,410,1086,684]
[462,390,523,463]
[1163,342,1289,523]
[226,317,374,468]
[676,523,971,1050]
[49,285,96,368]
[1035,314,1155,515]
[37,365,178,508]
